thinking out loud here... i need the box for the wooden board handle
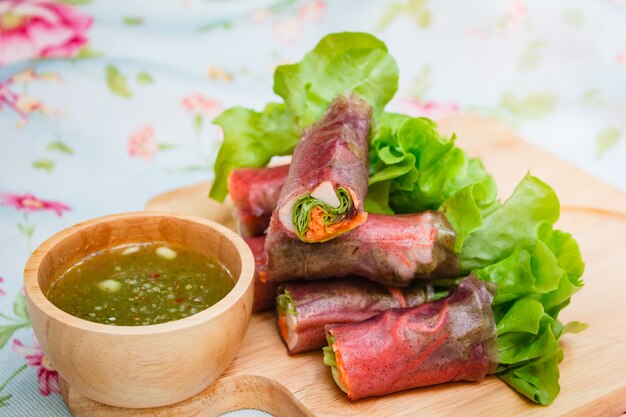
[61,375,315,417]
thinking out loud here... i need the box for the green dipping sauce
[47,242,234,326]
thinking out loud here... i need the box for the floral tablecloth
[1,0,625,416]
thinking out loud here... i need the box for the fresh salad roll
[229,165,290,237]
[265,211,458,286]
[271,94,371,243]
[323,275,498,401]
[276,277,449,354]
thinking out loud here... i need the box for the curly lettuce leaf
[276,289,297,316]
[274,32,399,128]
[365,113,498,221]
[459,175,561,271]
[209,103,299,201]
[467,175,585,404]
[498,348,564,405]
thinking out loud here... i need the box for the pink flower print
[1,193,70,216]
[390,97,460,119]
[617,52,626,66]
[298,0,326,22]
[272,18,301,43]
[181,94,222,118]
[11,68,60,83]
[0,0,93,67]
[0,277,5,297]
[14,94,53,115]
[128,125,158,160]
[1,68,61,127]
[12,338,60,397]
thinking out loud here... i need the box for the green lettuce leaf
[468,175,584,404]
[274,32,399,128]
[497,348,564,405]
[365,113,498,223]
[209,103,299,201]
[459,175,560,271]
[276,289,297,316]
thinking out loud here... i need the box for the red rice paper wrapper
[271,94,371,243]
[265,211,458,287]
[276,277,441,354]
[243,236,278,313]
[324,275,498,401]
[229,165,290,237]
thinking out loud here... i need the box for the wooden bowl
[23,212,255,409]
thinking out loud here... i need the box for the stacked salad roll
[266,211,458,285]
[276,278,448,354]
[230,165,289,237]
[236,167,458,286]
[211,32,585,405]
[323,275,499,400]
[270,94,371,243]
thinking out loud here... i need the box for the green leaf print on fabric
[595,127,621,158]
[0,394,12,408]
[105,65,132,98]
[197,19,233,33]
[31,141,74,173]
[582,89,602,105]
[17,222,36,239]
[500,92,557,120]
[136,71,154,84]
[0,364,27,408]
[47,141,74,154]
[564,8,585,28]
[517,40,545,72]
[32,159,55,172]
[0,293,32,407]
[13,293,29,321]
[122,17,144,26]
[0,324,28,349]
[158,143,178,150]
[375,0,432,31]
[73,46,103,60]
[194,114,203,135]
[0,292,31,361]
[468,92,557,128]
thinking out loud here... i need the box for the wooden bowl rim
[23,211,254,336]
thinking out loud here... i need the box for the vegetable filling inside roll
[276,290,298,351]
[291,185,363,242]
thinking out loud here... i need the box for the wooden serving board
[62,115,626,417]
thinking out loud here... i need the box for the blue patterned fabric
[1,1,625,415]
